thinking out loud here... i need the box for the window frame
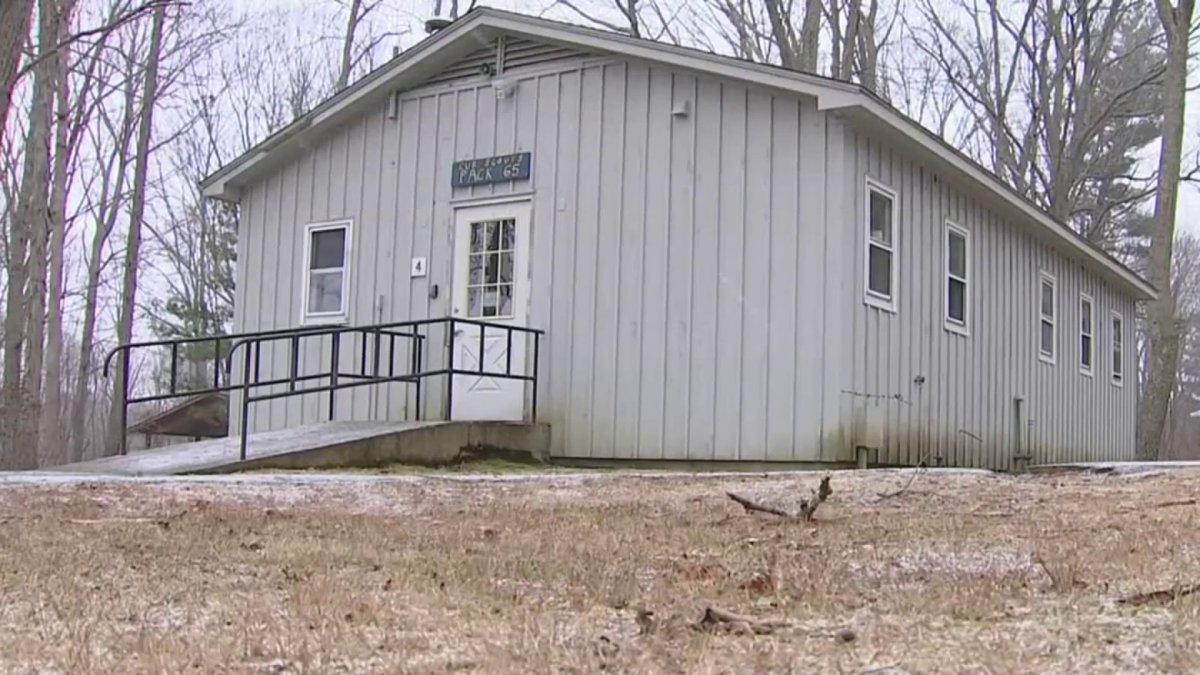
[1038,272,1057,364]
[1111,310,1124,386]
[1079,293,1094,377]
[863,177,899,312]
[300,219,353,325]
[944,221,970,335]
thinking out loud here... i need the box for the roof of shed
[199,8,1155,300]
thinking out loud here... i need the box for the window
[1039,273,1056,362]
[1079,294,1094,375]
[465,218,516,319]
[865,180,897,309]
[302,221,351,322]
[945,222,969,333]
[1111,311,1124,385]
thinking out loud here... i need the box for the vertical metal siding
[838,124,1138,468]
[233,50,836,461]
[231,35,1136,466]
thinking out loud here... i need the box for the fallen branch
[1153,498,1197,509]
[725,492,791,518]
[726,475,832,521]
[876,463,927,501]
[693,606,790,635]
[1119,583,1200,607]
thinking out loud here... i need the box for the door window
[466,218,516,319]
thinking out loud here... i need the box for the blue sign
[452,152,531,188]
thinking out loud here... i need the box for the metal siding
[241,54,834,460]
[839,122,1138,468]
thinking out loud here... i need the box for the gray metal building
[201,8,1154,469]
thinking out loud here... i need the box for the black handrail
[104,316,545,460]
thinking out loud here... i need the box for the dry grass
[2,468,1200,673]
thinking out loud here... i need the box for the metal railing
[104,317,544,459]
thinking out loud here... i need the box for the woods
[0,0,1197,467]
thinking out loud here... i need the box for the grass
[1,468,1199,672]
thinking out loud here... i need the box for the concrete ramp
[51,421,550,476]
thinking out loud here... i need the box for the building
[199,8,1154,470]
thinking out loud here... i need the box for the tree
[909,0,1165,249]
[3,0,62,469]
[0,1,35,143]
[106,3,166,455]
[1136,0,1195,461]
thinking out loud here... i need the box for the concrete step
[50,421,550,476]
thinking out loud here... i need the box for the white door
[450,201,531,421]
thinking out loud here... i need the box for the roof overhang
[200,7,1155,301]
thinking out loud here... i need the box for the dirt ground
[1,467,1200,674]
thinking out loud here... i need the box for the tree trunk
[1137,0,1195,461]
[106,5,166,455]
[763,0,800,70]
[0,0,35,142]
[798,0,821,73]
[3,0,59,470]
[72,69,137,463]
[40,0,77,467]
[336,0,362,91]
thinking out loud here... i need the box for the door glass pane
[501,219,515,250]
[469,253,484,284]
[310,229,345,269]
[498,283,513,316]
[471,222,486,253]
[499,251,514,283]
[467,287,482,317]
[482,286,499,317]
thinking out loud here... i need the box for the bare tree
[38,0,83,466]
[2,0,62,469]
[909,0,1164,250]
[0,1,36,143]
[1137,0,1195,461]
[106,3,166,455]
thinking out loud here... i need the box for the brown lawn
[1,468,1199,673]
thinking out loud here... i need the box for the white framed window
[1079,293,1094,376]
[1111,311,1124,386]
[301,220,352,323]
[464,217,517,319]
[864,178,897,311]
[945,222,969,334]
[1038,272,1056,363]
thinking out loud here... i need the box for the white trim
[1079,293,1094,377]
[449,190,537,207]
[863,177,898,313]
[944,220,970,336]
[1111,310,1125,386]
[1038,271,1057,365]
[300,219,353,325]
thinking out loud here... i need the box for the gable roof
[200,7,1154,301]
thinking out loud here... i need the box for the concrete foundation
[50,421,551,476]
